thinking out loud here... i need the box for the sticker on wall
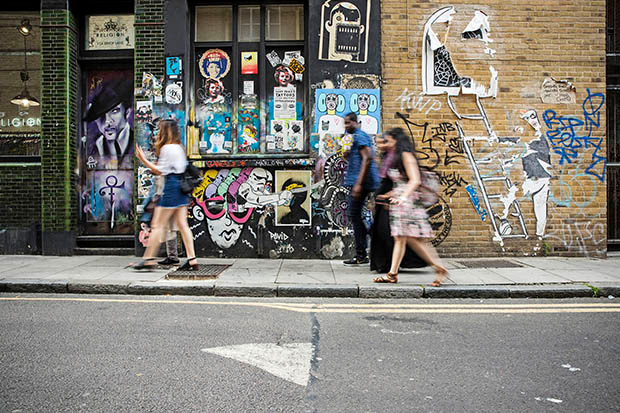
[238,108,260,153]
[287,120,304,151]
[288,58,305,74]
[318,0,371,63]
[199,78,226,105]
[274,65,295,88]
[274,87,297,120]
[243,81,254,96]
[199,49,231,80]
[166,57,182,78]
[136,100,153,123]
[165,81,183,105]
[283,51,303,66]
[241,51,258,75]
[266,50,282,67]
[275,170,312,226]
[540,77,576,104]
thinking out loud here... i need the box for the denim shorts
[158,173,189,208]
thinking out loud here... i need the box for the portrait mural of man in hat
[83,76,134,170]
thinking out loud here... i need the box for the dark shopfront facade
[0,0,614,258]
[0,0,383,258]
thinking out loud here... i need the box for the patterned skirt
[389,187,434,238]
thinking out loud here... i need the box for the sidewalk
[0,255,618,299]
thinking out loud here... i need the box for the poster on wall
[275,170,312,226]
[237,108,260,153]
[199,49,231,80]
[274,87,297,120]
[86,15,134,50]
[318,0,371,63]
[313,88,380,138]
[166,57,182,78]
[241,51,258,75]
[202,112,232,154]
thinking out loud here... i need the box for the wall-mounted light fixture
[11,18,39,108]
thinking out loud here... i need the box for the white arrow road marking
[201,343,312,386]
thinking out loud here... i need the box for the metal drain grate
[166,264,231,280]
[457,259,523,269]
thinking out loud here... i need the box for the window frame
[191,0,309,159]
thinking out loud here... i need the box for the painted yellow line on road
[1,296,619,314]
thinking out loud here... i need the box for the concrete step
[73,247,135,256]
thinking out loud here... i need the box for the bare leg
[406,238,448,285]
[143,207,176,262]
[390,236,407,274]
[174,207,197,265]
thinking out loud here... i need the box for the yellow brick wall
[381,1,607,257]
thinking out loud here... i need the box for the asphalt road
[0,294,619,412]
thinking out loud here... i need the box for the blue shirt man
[342,112,379,266]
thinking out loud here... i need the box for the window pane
[266,5,304,41]
[238,6,260,42]
[196,6,232,42]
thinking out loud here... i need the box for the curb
[0,279,617,299]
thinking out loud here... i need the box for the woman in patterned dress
[373,128,448,285]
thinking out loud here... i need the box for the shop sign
[0,117,41,128]
[87,15,134,51]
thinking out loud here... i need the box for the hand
[390,196,404,206]
[352,183,363,200]
[376,191,393,200]
[135,145,146,163]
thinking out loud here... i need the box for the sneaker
[158,257,180,266]
[343,256,370,266]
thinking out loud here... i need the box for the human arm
[390,152,421,205]
[135,145,162,175]
[352,145,372,199]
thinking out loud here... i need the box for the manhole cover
[166,264,231,280]
[457,259,523,269]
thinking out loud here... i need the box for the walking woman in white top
[133,119,199,271]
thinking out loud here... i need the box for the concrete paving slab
[512,257,589,270]
[280,259,332,271]
[447,269,513,285]
[96,271,166,282]
[488,268,571,284]
[1,269,66,279]
[544,269,619,283]
[276,271,336,284]
[230,259,281,269]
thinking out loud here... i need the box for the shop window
[0,12,41,161]
[191,3,306,158]
[196,6,233,42]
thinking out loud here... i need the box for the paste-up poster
[287,120,304,151]
[237,108,260,153]
[270,120,287,151]
[313,88,380,137]
[275,170,312,226]
[318,0,371,64]
[241,51,258,75]
[202,112,232,154]
[274,87,297,120]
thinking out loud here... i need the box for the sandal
[133,259,157,271]
[430,264,448,287]
[373,272,398,283]
[178,257,200,271]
